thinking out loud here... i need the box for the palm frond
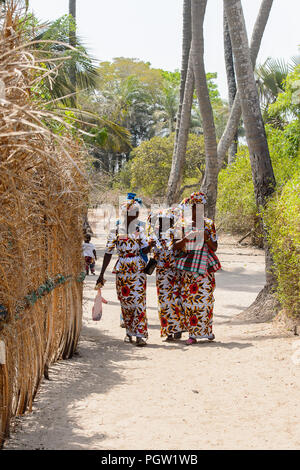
[30,14,98,105]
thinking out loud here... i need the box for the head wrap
[179,191,207,207]
[147,207,176,224]
[120,193,141,215]
[158,208,175,220]
[146,207,176,237]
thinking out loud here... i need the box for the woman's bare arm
[96,253,112,285]
[204,230,218,252]
[141,239,156,255]
[173,237,188,252]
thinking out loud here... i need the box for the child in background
[82,234,97,275]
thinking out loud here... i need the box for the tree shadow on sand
[4,326,149,450]
[180,340,253,350]
[216,267,265,294]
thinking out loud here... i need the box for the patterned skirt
[116,271,148,338]
[180,271,216,339]
[156,267,184,337]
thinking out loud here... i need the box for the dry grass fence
[0,1,88,447]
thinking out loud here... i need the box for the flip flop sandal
[165,335,174,342]
[174,332,182,340]
[136,337,147,347]
[124,335,133,344]
[186,338,197,345]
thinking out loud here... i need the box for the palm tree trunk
[223,8,238,164]
[224,0,276,291]
[191,0,218,220]
[175,0,192,151]
[166,52,194,205]
[217,0,274,170]
[69,0,77,91]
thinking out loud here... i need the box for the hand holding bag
[144,257,157,275]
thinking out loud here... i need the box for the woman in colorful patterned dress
[148,210,184,341]
[173,192,221,345]
[96,196,153,347]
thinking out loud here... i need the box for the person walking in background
[96,194,154,347]
[118,196,146,329]
[82,234,97,276]
[147,209,184,341]
[173,192,221,345]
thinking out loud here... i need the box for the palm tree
[166,0,274,215]
[69,0,76,20]
[191,0,218,220]
[224,0,276,296]
[223,7,238,163]
[175,0,192,149]
[166,54,194,205]
[31,11,97,106]
[166,0,194,205]
[69,0,76,89]
[153,82,179,136]
[217,0,274,170]
[255,57,292,126]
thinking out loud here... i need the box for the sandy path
[4,233,300,450]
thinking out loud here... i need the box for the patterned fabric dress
[152,231,185,337]
[105,224,148,338]
[177,218,221,339]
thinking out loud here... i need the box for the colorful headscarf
[180,191,207,207]
[146,207,177,237]
[120,193,141,215]
[147,207,176,225]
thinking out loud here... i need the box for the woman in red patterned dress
[148,210,185,341]
[96,197,154,347]
[173,192,221,345]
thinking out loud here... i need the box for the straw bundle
[0,1,88,447]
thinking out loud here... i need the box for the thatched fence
[0,2,88,447]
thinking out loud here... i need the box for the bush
[217,123,300,242]
[264,174,300,318]
[216,146,260,240]
[115,133,205,198]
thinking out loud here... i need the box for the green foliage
[94,58,163,148]
[205,72,223,105]
[265,123,300,183]
[255,58,291,108]
[217,124,300,237]
[218,57,300,238]
[33,15,98,106]
[264,174,300,317]
[152,72,180,137]
[191,73,229,138]
[268,64,300,121]
[115,133,205,198]
[217,147,258,235]
[91,59,228,167]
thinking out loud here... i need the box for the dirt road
[4,234,300,450]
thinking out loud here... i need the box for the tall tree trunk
[218,0,274,170]
[166,53,194,205]
[69,0,76,34]
[224,0,276,292]
[175,0,192,151]
[223,8,238,164]
[69,0,77,92]
[191,0,218,220]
